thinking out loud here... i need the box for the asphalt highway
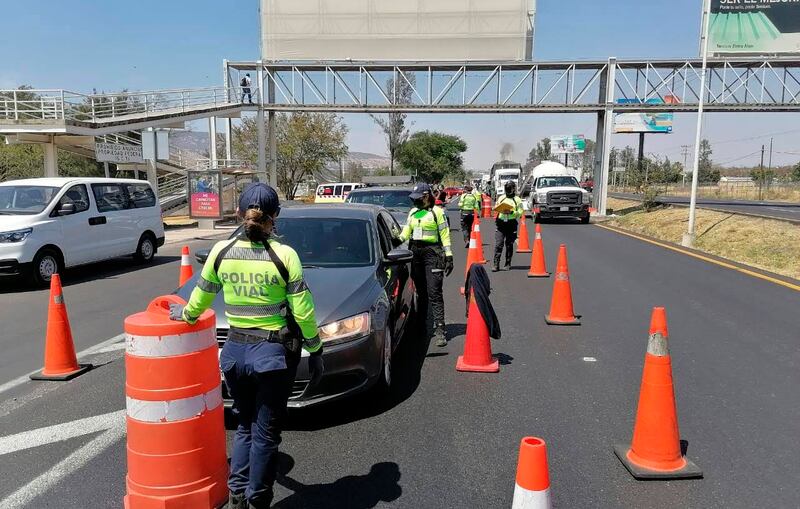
[610,192,800,222]
[1,211,798,508]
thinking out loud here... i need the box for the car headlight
[0,227,33,243]
[582,193,590,204]
[536,193,548,203]
[319,312,371,345]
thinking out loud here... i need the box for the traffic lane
[610,192,800,221]
[0,236,221,385]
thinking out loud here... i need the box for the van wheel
[32,248,62,287]
[133,233,156,263]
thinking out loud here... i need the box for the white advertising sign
[94,142,144,164]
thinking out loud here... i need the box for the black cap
[409,183,432,200]
[239,182,280,215]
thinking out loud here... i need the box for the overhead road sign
[550,135,585,154]
[706,0,800,56]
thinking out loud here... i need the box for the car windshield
[538,176,579,188]
[346,191,411,213]
[0,186,60,215]
[232,217,375,268]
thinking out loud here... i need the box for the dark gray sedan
[177,204,417,408]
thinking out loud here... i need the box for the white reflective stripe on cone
[125,328,216,358]
[181,254,190,265]
[126,386,223,423]
[511,485,551,509]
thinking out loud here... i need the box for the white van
[0,177,165,286]
[314,182,366,203]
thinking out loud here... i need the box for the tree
[524,137,553,172]
[371,75,415,176]
[791,161,800,182]
[697,138,720,183]
[396,131,467,183]
[231,112,349,199]
[1,134,104,181]
[346,161,368,182]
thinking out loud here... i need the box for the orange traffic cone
[544,244,580,325]
[178,245,193,286]
[517,214,532,253]
[512,437,552,508]
[472,221,487,264]
[30,274,91,381]
[460,229,482,296]
[482,195,492,218]
[614,307,702,479]
[527,224,550,278]
[456,291,499,372]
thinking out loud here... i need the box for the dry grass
[608,206,800,280]
[617,183,800,203]
[606,197,640,212]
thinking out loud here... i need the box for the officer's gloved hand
[308,349,324,387]
[444,255,454,277]
[168,303,185,321]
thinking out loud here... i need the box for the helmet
[409,183,432,200]
[239,182,280,216]
[504,181,517,195]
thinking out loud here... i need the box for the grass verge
[608,206,800,280]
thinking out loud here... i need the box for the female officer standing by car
[398,183,453,347]
[169,183,323,509]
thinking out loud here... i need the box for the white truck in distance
[490,161,522,197]
[527,161,591,224]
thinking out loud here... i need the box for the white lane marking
[0,333,124,397]
[93,342,127,353]
[0,410,126,509]
[582,357,597,362]
[0,410,125,456]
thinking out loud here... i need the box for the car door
[90,182,133,259]
[50,184,97,266]
[377,212,412,344]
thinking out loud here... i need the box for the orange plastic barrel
[123,295,228,509]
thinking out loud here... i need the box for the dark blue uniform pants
[221,339,299,507]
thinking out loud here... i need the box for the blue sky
[2,0,798,169]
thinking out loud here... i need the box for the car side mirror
[384,248,413,265]
[195,249,210,264]
[57,203,76,216]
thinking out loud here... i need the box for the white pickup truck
[526,161,591,224]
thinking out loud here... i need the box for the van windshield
[537,176,579,188]
[498,174,518,181]
[0,186,60,215]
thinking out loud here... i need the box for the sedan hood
[176,265,379,329]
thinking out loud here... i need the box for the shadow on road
[0,255,180,294]
[495,352,514,365]
[274,453,401,509]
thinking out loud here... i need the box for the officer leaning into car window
[457,182,480,247]
[493,180,524,272]
[398,183,453,348]
[169,183,322,509]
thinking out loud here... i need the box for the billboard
[706,0,800,55]
[613,96,679,134]
[260,0,534,61]
[94,142,144,164]
[188,170,223,220]
[550,135,586,154]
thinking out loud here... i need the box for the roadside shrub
[642,186,661,212]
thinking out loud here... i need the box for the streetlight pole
[683,0,711,248]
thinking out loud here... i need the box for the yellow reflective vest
[399,206,452,257]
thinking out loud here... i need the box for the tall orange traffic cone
[544,244,580,325]
[30,274,91,381]
[460,229,482,296]
[456,291,499,372]
[517,214,532,253]
[472,220,487,264]
[178,245,193,287]
[527,224,549,278]
[512,437,552,508]
[614,307,702,479]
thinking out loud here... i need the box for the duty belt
[227,327,281,344]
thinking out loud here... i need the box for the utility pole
[759,144,765,201]
[681,145,690,187]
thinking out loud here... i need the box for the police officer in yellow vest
[457,183,480,247]
[169,183,322,509]
[493,180,524,272]
[398,183,453,347]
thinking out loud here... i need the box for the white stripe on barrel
[511,484,551,509]
[126,387,223,423]
[125,328,216,358]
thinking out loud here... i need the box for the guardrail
[0,86,251,123]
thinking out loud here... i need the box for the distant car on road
[345,186,413,225]
[0,177,164,286]
[443,187,463,201]
[179,204,417,408]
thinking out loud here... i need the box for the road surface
[1,212,798,508]
[610,192,800,222]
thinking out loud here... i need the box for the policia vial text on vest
[398,183,454,348]
[493,180,524,272]
[169,183,322,509]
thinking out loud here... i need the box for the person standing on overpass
[169,183,323,509]
[241,73,253,104]
[493,180,523,272]
[398,183,454,347]
[457,183,480,247]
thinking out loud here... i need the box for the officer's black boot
[433,324,447,347]
[492,255,501,272]
[228,492,246,509]
[504,253,513,271]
